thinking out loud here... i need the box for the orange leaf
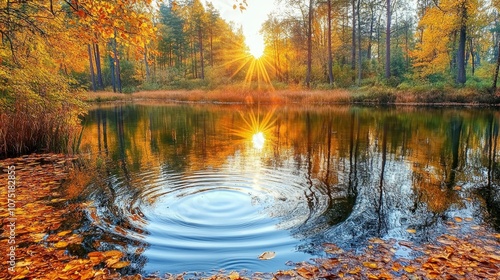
[297,265,318,278]
[404,266,416,273]
[103,250,124,259]
[54,241,68,248]
[109,261,130,269]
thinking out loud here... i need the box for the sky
[203,0,276,42]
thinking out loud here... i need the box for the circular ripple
[86,164,332,274]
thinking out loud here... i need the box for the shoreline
[83,89,500,107]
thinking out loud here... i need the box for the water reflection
[78,104,500,275]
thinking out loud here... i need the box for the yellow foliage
[411,0,485,79]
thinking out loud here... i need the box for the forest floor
[83,88,500,106]
[1,154,499,279]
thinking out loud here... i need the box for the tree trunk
[198,26,204,80]
[113,30,122,93]
[469,38,474,76]
[108,41,116,93]
[368,11,374,60]
[94,43,104,89]
[210,27,214,67]
[351,0,356,75]
[357,0,362,85]
[305,0,314,88]
[385,0,391,79]
[144,44,150,82]
[87,44,96,92]
[327,0,334,85]
[492,40,500,91]
[456,3,467,85]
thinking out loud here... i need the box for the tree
[412,0,482,84]
[385,0,391,79]
[327,0,334,84]
[306,0,315,87]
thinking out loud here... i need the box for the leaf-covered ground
[1,154,499,280]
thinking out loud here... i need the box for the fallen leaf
[103,250,124,259]
[57,230,72,237]
[323,243,344,254]
[406,228,417,234]
[105,257,121,267]
[348,266,361,274]
[320,258,339,270]
[258,251,276,260]
[54,241,68,248]
[454,217,463,223]
[363,262,378,269]
[297,265,318,278]
[15,261,33,267]
[369,238,385,244]
[404,265,416,273]
[109,261,130,269]
[31,233,46,242]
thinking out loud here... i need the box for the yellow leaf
[31,233,46,242]
[406,228,417,234]
[54,241,69,248]
[363,262,378,269]
[454,217,463,222]
[229,271,241,280]
[15,261,32,267]
[348,266,361,274]
[404,266,416,273]
[57,230,72,237]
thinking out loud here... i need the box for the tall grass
[84,88,352,104]
[0,99,86,158]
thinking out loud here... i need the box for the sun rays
[231,107,277,150]
[223,36,275,90]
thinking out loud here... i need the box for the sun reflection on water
[252,132,265,149]
[231,107,276,151]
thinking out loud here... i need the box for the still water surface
[79,104,500,276]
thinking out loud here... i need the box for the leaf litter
[1,154,499,280]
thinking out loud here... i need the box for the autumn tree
[412,0,483,84]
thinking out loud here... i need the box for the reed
[0,97,86,159]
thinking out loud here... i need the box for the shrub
[0,56,86,158]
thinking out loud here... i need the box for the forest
[1,0,500,156]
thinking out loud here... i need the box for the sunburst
[224,35,275,90]
[231,107,277,150]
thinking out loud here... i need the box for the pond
[78,103,500,277]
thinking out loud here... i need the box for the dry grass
[83,89,353,105]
